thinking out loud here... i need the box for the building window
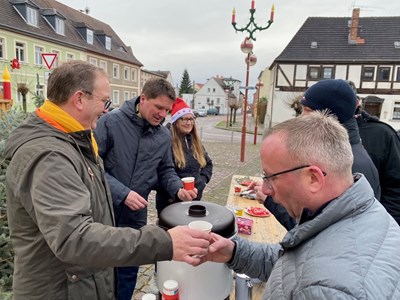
[34,46,44,65]
[362,67,375,81]
[51,50,60,68]
[26,7,38,26]
[308,67,320,80]
[322,67,334,79]
[397,67,400,82]
[100,60,107,70]
[0,37,5,59]
[89,58,97,66]
[87,29,94,44]
[124,91,130,100]
[131,69,137,82]
[378,67,391,81]
[55,18,65,35]
[393,102,400,120]
[113,64,120,79]
[124,67,129,80]
[113,90,119,105]
[66,53,74,61]
[216,98,220,105]
[131,92,137,98]
[105,36,111,50]
[16,42,26,62]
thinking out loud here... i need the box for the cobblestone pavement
[132,137,264,299]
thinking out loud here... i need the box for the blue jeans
[116,266,139,300]
[115,207,147,300]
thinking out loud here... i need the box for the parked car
[207,107,219,115]
[196,109,207,117]
[193,109,200,117]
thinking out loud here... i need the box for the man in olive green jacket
[5,61,210,300]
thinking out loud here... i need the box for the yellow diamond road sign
[41,53,57,69]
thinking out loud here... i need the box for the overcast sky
[58,0,400,88]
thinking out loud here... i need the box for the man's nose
[262,181,273,195]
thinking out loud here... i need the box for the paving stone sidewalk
[133,140,264,299]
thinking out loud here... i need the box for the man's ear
[72,91,84,111]
[308,166,325,193]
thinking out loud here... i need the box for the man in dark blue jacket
[94,78,197,300]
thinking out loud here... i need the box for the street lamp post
[225,89,230,128]
[240,39,257,162]
[254,80,263,145]
[232,0,274,162]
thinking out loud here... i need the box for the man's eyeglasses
[179,117,196,123]
[262,165,327,190]
[83,90,112,110]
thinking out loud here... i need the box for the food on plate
[235,176,254,186]
[234,185,242,194]
[245,206,271,217]
[240,180,253,186]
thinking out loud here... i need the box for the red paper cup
[234,186,242,193]
[181,177,195,190]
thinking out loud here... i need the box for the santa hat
[171,98,194,124]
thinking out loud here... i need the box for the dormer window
[27,6,38,26]
[105,36,111,50]
[87,29,93,44]
[41,9,66,35]
[95,31,112,50]
[55,18,65,35]
[11,1,40,27]
[74,22,95,44]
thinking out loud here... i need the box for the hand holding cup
[188,220,213,233]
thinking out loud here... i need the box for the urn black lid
[158,202,236,239]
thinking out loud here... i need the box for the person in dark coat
[251,79,381,230]
[94,79,198,300]
[355,107,400,225]
[156,98,213,214]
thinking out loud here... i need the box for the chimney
[348,8,365,44]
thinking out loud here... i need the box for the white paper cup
[188,220,213,233]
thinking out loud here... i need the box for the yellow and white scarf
[36,100,98,156]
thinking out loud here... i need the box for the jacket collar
[120,96,164,134]
[342,118,362,145]
[281,174,375,249]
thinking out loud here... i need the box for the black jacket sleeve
[264,196,296,231]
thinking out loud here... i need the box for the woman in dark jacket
[156,98,213,214]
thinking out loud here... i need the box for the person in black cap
[250,79,381,230]
[346,81,400,225]
[300,79,380,200]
